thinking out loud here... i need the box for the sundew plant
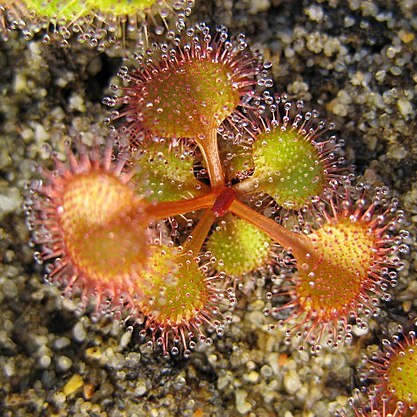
[0,0,194,48]
[26,22,408,358]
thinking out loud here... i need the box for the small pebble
[39,354,51,368]
[63,374,84,397]
[283,369,302,394]
[235,389,252,414]
[73,322,87,342]
[57,356,72,372]
[135,382,148,397]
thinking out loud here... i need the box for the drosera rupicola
[262,184,407,351]
[232,96,347,211]
[26,139,151,315]
[106,22,267,191]
[340,397,409,417]
[206,213,274,277]
[0,0,193,49]
[26,21,410,356]
[126,242,235,357]
[130,138,209,203]
[352,324,417,417]
[26,137,236,355]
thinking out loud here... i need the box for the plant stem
[229,199,312,259]
[232,176,259,195]
[184,209,216,255]
[196,128,225,191]
[144,192,216,220]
